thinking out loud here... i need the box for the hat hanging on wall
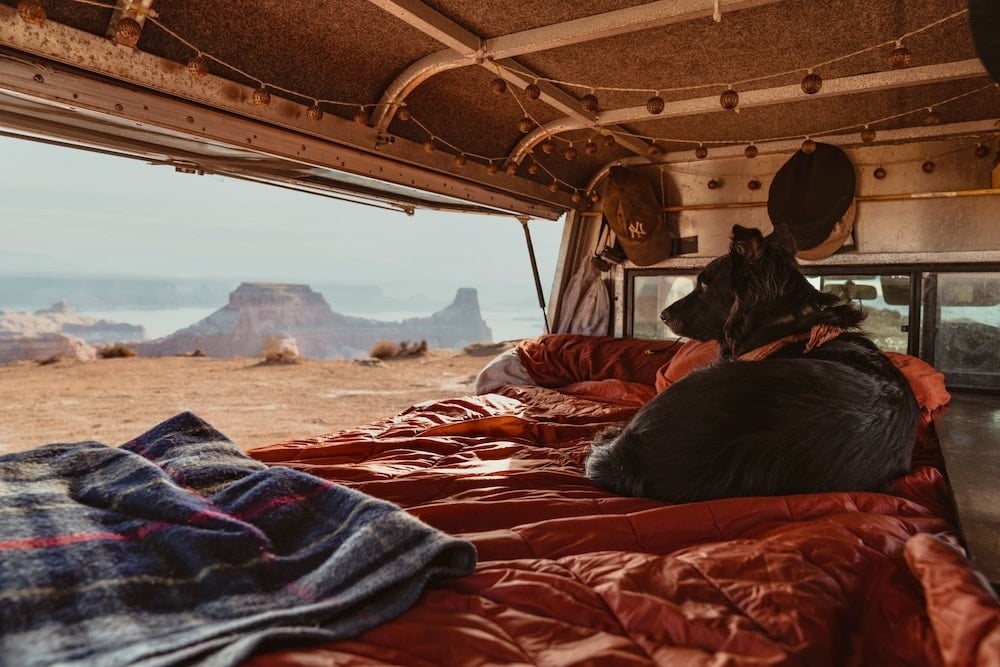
[600,166,672,266]
[969,0,1000,83]
[767,142,857,260]
[794,199,857,261]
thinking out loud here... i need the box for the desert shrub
[98,343,137,359]
[36,354,64,366]
[368,340,398,359]
[261,336,301,364]
[398,340,427,357]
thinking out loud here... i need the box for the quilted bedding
[247,334,1000,666]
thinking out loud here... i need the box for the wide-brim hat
[767,142,857,258]
[793,198,856,261]
[969,0,1000,83]
[601,166,672,266]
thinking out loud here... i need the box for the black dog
[585,224,918,503]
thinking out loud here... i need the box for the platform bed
[238,334,997,666]
[3,334,999,665]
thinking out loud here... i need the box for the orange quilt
[246,335,998,666]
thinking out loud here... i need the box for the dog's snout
[660,301,681,327]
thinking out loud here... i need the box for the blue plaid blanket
[0,412,476,667]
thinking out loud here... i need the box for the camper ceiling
[0,0,997,219]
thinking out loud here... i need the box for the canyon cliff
[0,301,145,343]
[132,283,492,359]
[0,301,144,363]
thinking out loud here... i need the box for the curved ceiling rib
[510,58,991,165]
[369,0,785,159]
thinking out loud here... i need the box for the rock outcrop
[0,333,97,364]
[132,283,492,359]
[0,301,144,345]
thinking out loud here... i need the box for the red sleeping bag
[246,334,999,666]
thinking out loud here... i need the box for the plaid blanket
[0,412,477,667]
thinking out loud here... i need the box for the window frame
[625,262,1000,392]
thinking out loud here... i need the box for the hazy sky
[0,136,564,307]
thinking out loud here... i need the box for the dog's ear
[730,225,765,260]
[767,224,798,255]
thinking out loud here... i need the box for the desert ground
[0,348,504,456]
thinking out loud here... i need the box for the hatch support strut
[517,216,550,335]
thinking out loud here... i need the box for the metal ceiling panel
[0,0,996,215]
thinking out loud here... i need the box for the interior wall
[660,136,1000,262]
[552,135,1000,336]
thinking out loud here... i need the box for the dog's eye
[698,281,709,292]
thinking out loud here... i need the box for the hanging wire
[55,0,995,180]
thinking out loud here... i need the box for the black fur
[585,224,919,503]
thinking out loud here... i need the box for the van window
[630,271,910,354]
[630,268,999,391]
[815,275,910,354]
[928,272,1000,390]
[631,274,695,340]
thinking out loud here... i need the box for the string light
[974,144,989,158]
[187,55,209,78]
[801,138,817,153]
[494,10,968,100]
[922,160,936,173]
[252,87,271,107]
[42,0,994,197]
[874,167,887,179]
[16,0,46,25]
[856,133,1000,174]
[888,42,912,69]
[615,84,995,159]
[719,88,739,110]
[801,72,823,94]
[517,117,533,133]
[115,17,142,47]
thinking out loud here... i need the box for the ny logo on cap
[627,219,647,240]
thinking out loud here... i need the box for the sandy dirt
[0,348,503,455]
